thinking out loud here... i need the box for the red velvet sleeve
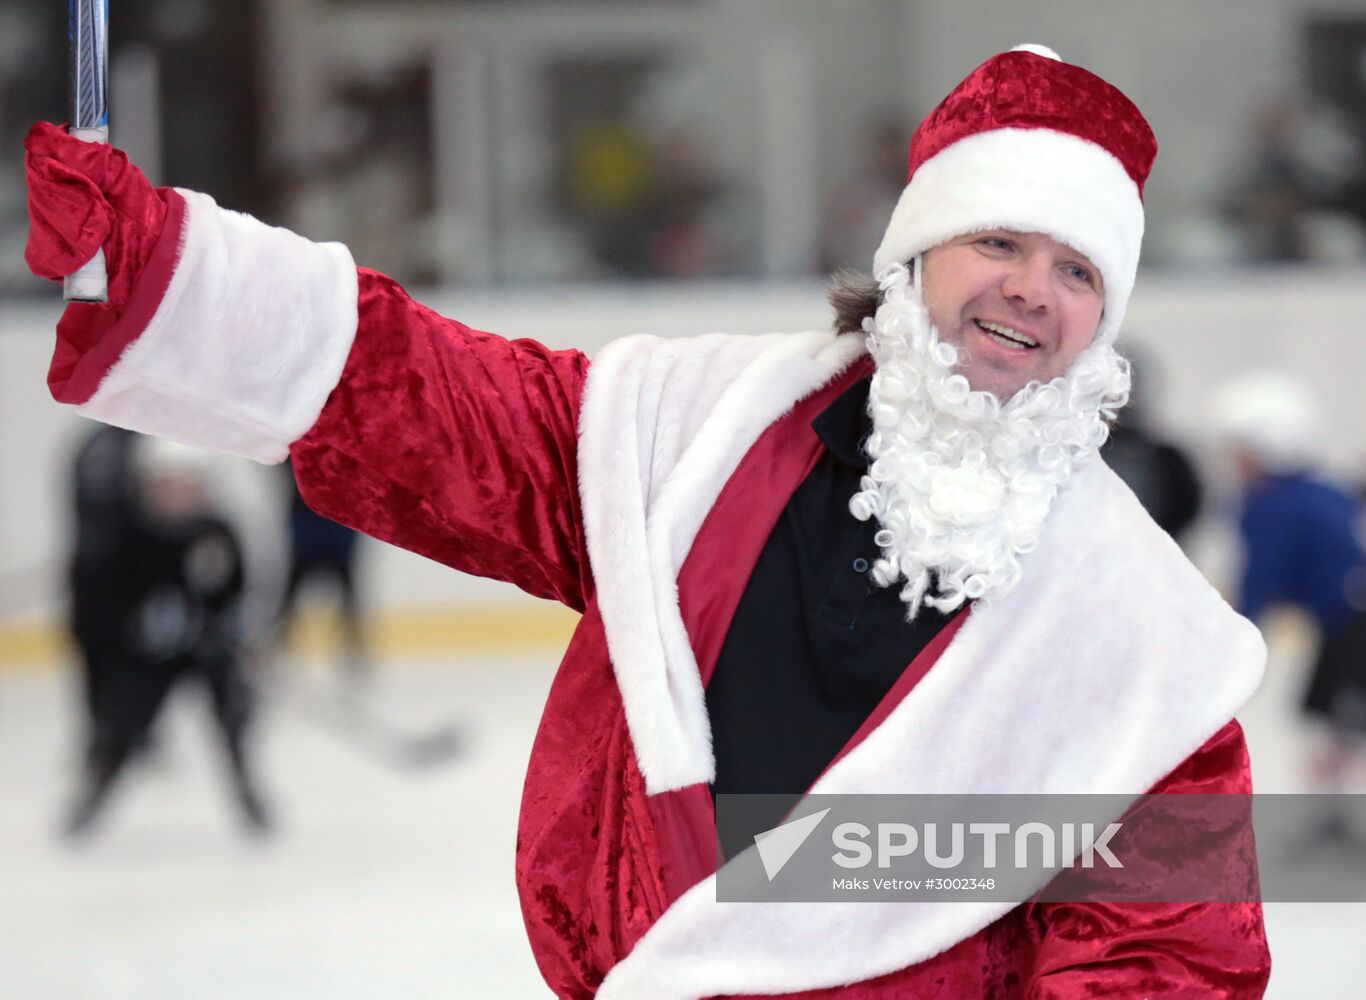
[289,268,592,611]
[1024,720,1272,999]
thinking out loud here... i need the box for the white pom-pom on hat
[1011,43,1061,60]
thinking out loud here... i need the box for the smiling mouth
[975,320,1039,350]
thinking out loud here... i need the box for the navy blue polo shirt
[705,375,953,802]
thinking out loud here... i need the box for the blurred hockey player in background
[66,423,140,766]
[64,438,270,837]
[1100,350,1204,544]
[274,461,369,682]
[1217,373,1366,837]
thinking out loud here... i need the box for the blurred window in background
[549,56,739,280]
[1,2,68,293]
[1303,17,1366,259]
[283,62,440,285]
[1222,18,1366,264]
[820,113,908,274]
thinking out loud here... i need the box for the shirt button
[852,557,870,574]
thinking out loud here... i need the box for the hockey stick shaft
[64,0,110,304]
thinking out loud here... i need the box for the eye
[977,235,1014,252]
[1063,262,1096,287]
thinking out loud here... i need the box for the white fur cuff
[76,189,359,464]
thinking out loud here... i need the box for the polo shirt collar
[811,373,872,469]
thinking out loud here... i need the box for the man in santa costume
[26,43,1269,998]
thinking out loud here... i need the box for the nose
[999,253,1053,313]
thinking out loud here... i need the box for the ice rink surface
[1,631,1364,999]
[0,652,556,999]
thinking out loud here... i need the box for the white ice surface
[0,653,557,1000]
[0,629,1363,998]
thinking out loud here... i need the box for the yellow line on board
[0,605,581,673]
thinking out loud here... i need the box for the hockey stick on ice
[266,660,466,771]
[64,0,111,303]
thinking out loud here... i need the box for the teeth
[977,320,1038,347]
[987,331,1026,350]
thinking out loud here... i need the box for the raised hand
[25,121,172,313]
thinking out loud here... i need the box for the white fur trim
[599,456,1264,998]
[578,330,869,793]
[76,189,359,464]
[872,128,1145,346]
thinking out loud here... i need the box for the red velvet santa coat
[52,190,1271,998]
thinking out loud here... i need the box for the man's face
[920,230,1105,399]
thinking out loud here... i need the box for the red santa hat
[873,43,1157,345]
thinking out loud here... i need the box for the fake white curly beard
[850,264,1131,619]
